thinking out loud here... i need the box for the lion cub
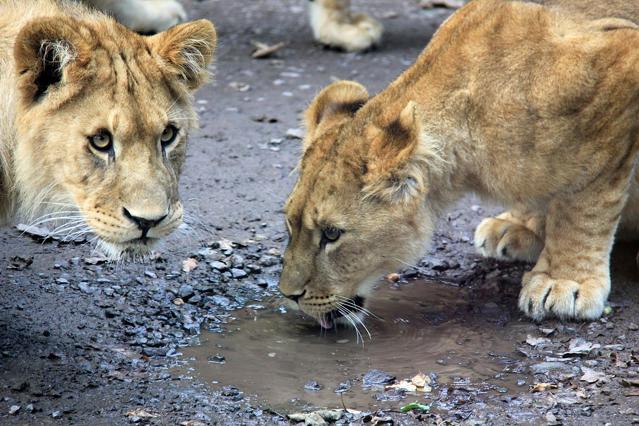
[0,0,216,258]
[280,0,639,323]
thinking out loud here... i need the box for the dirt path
[1,1,639,425]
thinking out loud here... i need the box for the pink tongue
[319,317,334,329]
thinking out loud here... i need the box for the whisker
[336,305,363,345]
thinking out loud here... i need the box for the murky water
[178,280,533,412]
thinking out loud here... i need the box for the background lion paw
[518,273,606,321]
[117,0,187,34]
[310,3,383,52]
[474,216,542,262]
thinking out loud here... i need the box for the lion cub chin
[280,0,639,323]
[0,0,216,259]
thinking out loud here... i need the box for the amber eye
[321,227,342,244]
[88,130,113,153]
[160,124,179,148]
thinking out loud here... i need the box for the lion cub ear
[304,80,369,141]
[363,101,430,204]
[14,17,90,104]
[149,19,217,90]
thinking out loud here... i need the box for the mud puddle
[178,280,533,412]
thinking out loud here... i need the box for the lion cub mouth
[318,295,366,329]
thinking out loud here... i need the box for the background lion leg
[81,0,186,33]
[308,0,383,52]
[518,164,634,320]
[474,208,545,262]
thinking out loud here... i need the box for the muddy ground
[1,0,639,425]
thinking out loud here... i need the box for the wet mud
[181,280,532,412]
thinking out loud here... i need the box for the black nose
[283,290,306,303]
[123,208,167,235]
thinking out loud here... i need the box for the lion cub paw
[518,272,607,321]
[474,217,543,262]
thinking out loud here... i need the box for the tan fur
[281,0,639,323]
[0,0,216,258]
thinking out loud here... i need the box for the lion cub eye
[321,227,342,245]
[160,124,179,148]
[88,130,113,153]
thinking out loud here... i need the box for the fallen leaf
[559,338,601,357]
[386,379,417,392]
[125,408,159,418]
[7,256,33,271]
[400,402,430,413]
[83,256,108,265]
[622,378,639,387]
[182,257,198,273]
[580,367,609,384]
[386,273,401,283]
[251,40,285,59]
[531,383,558,393]
[411,372,431,388]
[285,127,304,139]
[229,81,251,92]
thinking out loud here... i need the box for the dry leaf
[386,379,417,393]
[560,338,600,357]
[125,409,159,418]
[531,383,558,393]
[251,41,285,59]
[622,378,639,387]
[182,258,198,273]
[386,273,401,283]
[411,372,430,388]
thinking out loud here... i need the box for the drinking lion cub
[280,0,639,324]
[0,0,216,258]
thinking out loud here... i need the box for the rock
[258,255,278,267]
[78,282,94,294]
[363,369,396,387]
[304,380,322,391]
[178,285,195,299]
[335,381,351,394]
[230,268,248,279]
[208,354,226,364]
[209,261,229,272]
[51,410,62,418]
[9,405,20,415]
[530,362,575,375]
[304,412,327,426]
[144,270,157,279]
[229,254,245,268]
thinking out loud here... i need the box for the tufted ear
[304,80,369,142]
[149,19,217,90]
[14,17,91,105]
[363,101,430,204]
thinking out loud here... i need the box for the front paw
[474,217,542,262]
[518,272,607,321]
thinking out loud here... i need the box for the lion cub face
[281,81,436,328]
[13,16,216,257]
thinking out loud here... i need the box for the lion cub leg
[474,208,545,262]
[518,179,631,321]
[308,0,383,52]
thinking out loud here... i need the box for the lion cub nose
[122,207,167,234]
[282,289,306,303]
